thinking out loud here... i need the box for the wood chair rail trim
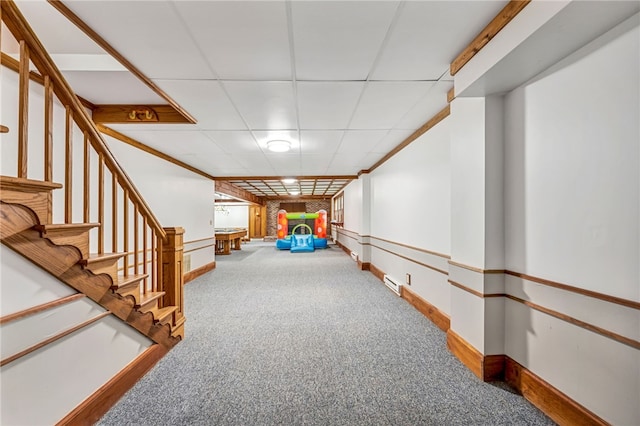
[0,310,111,367]
[0,293,85,325]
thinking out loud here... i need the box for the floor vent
[383,275,402,296]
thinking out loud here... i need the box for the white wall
[1,245,152,426]
[502,14,639,425]
[104,135,215,271]
[215,204,248,229]
[504,14,639,301]
[368,118,451,314]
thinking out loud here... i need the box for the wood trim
[359,261,370,271]
[448,260,504,274]
[92,105,191,124]
[262,195,334,201]
[184,261,216,284]
[447,87,455,103]
[18,41,29,178]
[368,263,385,282]
[97,125,216,181]
[185,236,215,245]
[1,52,97,110]
[448,279,505,299]
[336,229,358,242]
[446,329,483,379]
[506,295,640,350]
[0,125,8,133]
[450,0,531,76]
[446,330,504,381]
[370,235,450,259]
[506,270,640,310]
[1,311,111,367]
[183,242,215,255]
[369,105,450,173]
[46,0,196,124]
[56,344,168,426]
[216,180,264,206]
[370,243,448,276]
[215,175,357,181]
[0,293,85,325]
[401,285,450,332]
[505,357,608,426]
[2,50,43,84]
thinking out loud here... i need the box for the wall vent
[350,251,358,262]
[383,275,402,296]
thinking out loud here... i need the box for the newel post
[161,227,185,339]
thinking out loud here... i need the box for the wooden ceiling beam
[92,105,191,124]
[450,0,531,76]
[215,181,265,206]
[214,175,357,181]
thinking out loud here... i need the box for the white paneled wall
[0,246,152,426]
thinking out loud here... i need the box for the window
[332,193,344,226]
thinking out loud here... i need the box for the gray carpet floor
[98,241,555,426]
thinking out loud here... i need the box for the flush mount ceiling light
[266,140,291,153]
[289,190,300,196]
[282,178,297,184]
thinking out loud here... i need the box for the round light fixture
[289,190,300,196]
[266,140,291,153]
[282,178,297,184]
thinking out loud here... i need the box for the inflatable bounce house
[276,209,328,252]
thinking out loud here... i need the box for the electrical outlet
[406,273,411,285]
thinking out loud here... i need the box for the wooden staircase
[1,1,187,423]
[0,177,182,348]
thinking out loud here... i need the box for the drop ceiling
[2,0,510,199]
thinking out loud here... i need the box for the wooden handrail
[1,0,185,341]
[0,0,166,241]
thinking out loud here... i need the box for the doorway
[248,205,267,239]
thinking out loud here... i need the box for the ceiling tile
[223,81,297,130]
[292,1,400,80]
[204,131,261,154]
[371,129,415,153]
[252,130,300,153]
[394,81,452,130]
[297,82,365,129]
[62,0,214,79]
[14,1,105,55]
[300,131,344,155]
[371,1,509,80]
[153,79,247,130]
[115,130,225,157]
[337,130,389,154]
[349,82,433,129]
[63,71,163,104]
[173,1,291,80]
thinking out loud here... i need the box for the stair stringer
[0,201,180,349]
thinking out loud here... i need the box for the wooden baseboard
[446,329,504,381]
[57,344,167,426]
[402,286,451,332]
[184,261,215,284]
[368,263,385,282]
[359,261,370,271]
[505,358,608,426]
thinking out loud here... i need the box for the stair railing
[0,1,184,337]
